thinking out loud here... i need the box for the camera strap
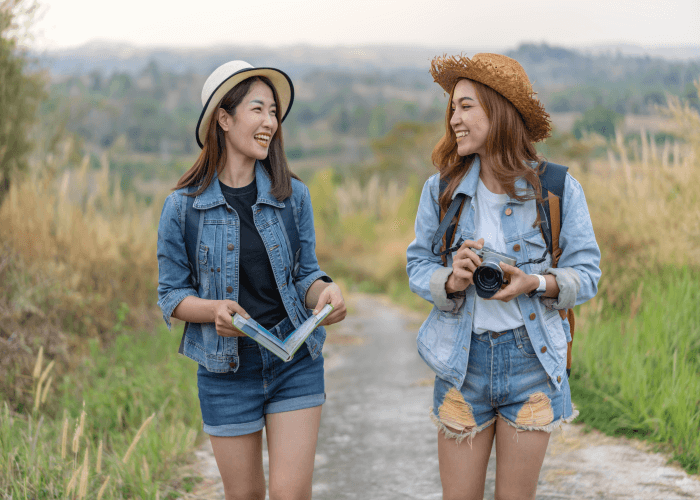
[432,161,568,267]
[431,190,468,258]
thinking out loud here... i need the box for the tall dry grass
[0,136,163,411]
[578,84,700,312]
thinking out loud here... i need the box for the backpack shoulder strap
[182,188,202,287]
[537,161,568,261]
[537,162,576,377]
[539,161,567,199]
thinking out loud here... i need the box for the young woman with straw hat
[406,53,601,499]
[157,60,346,499]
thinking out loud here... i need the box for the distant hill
[35,41,700,79]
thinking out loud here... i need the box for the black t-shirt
[219,179,288,330]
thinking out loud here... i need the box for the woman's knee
[268,483,312,500]
[224,486,266,500]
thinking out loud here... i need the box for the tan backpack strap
[549,194,563,267]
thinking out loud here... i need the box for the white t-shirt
[472,178,525,334]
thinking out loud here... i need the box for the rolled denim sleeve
[406,175,462,312]
[552,174,602,307]
[293,183,331,307]
[542,267,580,310]
[157,193,198,329]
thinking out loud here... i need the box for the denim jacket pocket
[543,306,567,360]
[418,307,460,364]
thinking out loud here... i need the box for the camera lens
[473,262,503,299]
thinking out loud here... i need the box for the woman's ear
[217,109,230,132]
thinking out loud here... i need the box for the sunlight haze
[31,0,700,51]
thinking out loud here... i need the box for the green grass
[570,266,700,474]
[0,322,201,499]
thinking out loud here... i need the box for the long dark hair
[175,75,299,200]
[432,78,544,219]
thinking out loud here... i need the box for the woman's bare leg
[209,430,266,500]
[493,418,550,500]
[265,406,323,500]
[438,423,496,500]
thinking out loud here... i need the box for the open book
[232,304,334,362]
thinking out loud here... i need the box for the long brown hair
[432,78,544,219]
[174,75,299,200]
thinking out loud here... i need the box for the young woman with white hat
[407,54,601,499]
[157,60,346,499]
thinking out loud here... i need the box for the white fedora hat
[195,60,294,149]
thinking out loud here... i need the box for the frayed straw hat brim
[430,53,551,142]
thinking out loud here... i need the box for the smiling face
[449,79,491,158]
[218,79,279,163]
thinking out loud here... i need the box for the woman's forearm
[172,296,218,324]
[543,274,560,298]
[304,279,332,309]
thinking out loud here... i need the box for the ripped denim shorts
[431,326,577,443]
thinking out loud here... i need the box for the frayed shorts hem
[499,404,579,433]
[429,404,579,445]
[429,408,497,445]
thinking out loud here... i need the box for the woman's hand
[213,300,250,337]
[313,283,347,326]
[486,262,538,302]
[445,238,484,294]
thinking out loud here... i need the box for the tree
[0,0,45,203]
[572,106,623,141]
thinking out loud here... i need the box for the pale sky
[28,0,700,51]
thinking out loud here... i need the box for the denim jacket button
[513,244,521,252]
[529,313,536,320]
[540,346,547,353]
[557,375,562,383]
[226,286,233,293]
[226,206,232,213]
[228,243,234,251]
[229,362,237,368]
[505,208,513,216]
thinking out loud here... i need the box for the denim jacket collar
[192,160,284,210]
[254,160,285,208]
[452,155,529,206]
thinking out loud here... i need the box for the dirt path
[181,294,700,500]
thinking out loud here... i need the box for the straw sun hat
[195,60,294,148]
[430,53,551,142]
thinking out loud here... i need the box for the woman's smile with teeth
[254,133,271,147]
[455,130,470,141]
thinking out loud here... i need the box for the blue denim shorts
[431,326,577,443]
[197,316,325,437]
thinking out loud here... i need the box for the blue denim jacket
[157,161,329,373]
[406,156,601,390]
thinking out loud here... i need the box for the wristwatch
[526,274,547,299]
